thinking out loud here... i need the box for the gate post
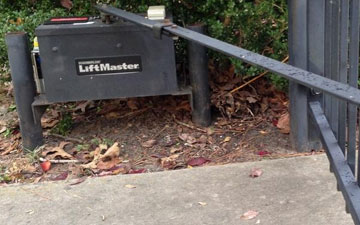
[5,32,44,150]
[187,24,212,127]
[288,0,324,152]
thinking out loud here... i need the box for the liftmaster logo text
[76,55,142,76]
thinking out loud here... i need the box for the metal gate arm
[309,101,360,224]
[96,4,360,106]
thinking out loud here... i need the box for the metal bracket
[152,20,173,39]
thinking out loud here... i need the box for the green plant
[51,113,73,135]
[76,144,89,151]
[24,146,43,163]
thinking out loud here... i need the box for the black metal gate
[94,1,360,223]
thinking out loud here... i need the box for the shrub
[0,0,288,89]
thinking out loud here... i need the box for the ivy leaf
[60,0,73,10]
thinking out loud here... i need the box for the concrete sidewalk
[0,154,353,225]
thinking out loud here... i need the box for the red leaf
[52,172,68,181]
[257,150,271,156]
[40,161,51,172]
[272,119,278,126]
[187,157,210,167]
[128,168,147,174]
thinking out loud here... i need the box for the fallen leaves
[240,210,259,220]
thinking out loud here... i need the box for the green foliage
[0,0,288,89]
[51,113,73,135]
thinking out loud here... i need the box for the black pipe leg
[5,32,43,150]
[187,24,211,127]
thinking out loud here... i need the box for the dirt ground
[0,70,320,185]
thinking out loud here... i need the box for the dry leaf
[246,96,258,103]
[277,112,290,134]
[125,184,136,189]
[250,168,263,178]
[0,126,6,134]
[141,139,157,148]
[74,101,93,112]
[127,99,139,110]
[161,154,179,169]
[42,142,74,160]
[82,143,121,170]
[240,210,259,220]
[96,158,121,170]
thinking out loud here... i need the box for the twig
[39,157,80,164]
[47,133,83,143]
[173,117,207,133]
[229,55,289,95]
[154,125,169,138]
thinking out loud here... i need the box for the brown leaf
[246,96,258,104]
[141,139,157,148]
[277,112,290,134]
[250,168,263,178]
[161,154,179,170]
[74,101,93,113]
[187,157,210,167]
[96,157,121,170]
[240,210,259,220]
[42,143,74,160]
[82,143,121,170]
[60,0,73,9]
[127,99,139,110]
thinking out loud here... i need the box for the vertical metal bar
[338,0,350,154]
[307,0,325,150]
[5,32,44,150]
[288,0,309,152]
[324,0,333,124]
[187,24,212,127]
[347,0,360,180]
[330,0,341,139]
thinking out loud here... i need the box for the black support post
[5,32,43,150]
[288,0,309,152]
[187,24,211,127]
